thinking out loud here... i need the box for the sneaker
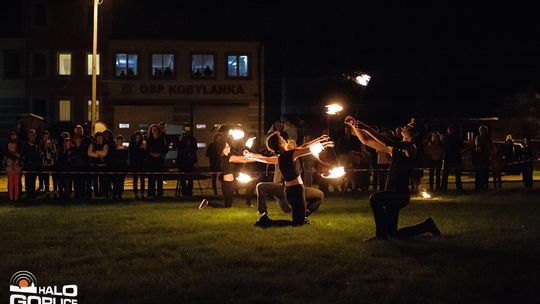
[254,212,271,227]
[198,199,209,209]
[425,218,441,236]
[304,217,311,225]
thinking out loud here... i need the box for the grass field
[1,189,540,303]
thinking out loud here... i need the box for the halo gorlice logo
[9,271,78,304]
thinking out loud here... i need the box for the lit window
[86,53,100,75]
[59,99,71,121]
[119,123,130,129]
[152,54,174,78]
[192,54,214,78]
[87,100,100,121]
[196,124,207,129]
[227,55,249,77]
[197,143,207,148]
[115,53,138,77]
[58,53,71,76]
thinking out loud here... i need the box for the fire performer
[198,139,257,209]
[246,132,333,227]
[344,115,441,240]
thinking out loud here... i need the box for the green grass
[1,190,540,303]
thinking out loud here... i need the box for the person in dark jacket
[175,123,198,196]
[70,136,88,199]
[521,136,535,188]
[205,133,222,195]
[38,130,58,198]
[129,131,147,199]
[147,124,168,199]
[111,135,129,200]
[21,129,40,199]
[57,138,73,199]
[101,129,115,198]
[441,125,463,191]
[87,132,109,198]
[73,124,94,198]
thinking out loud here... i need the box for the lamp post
[90,0,103,135]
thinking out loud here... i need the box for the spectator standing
[87,132,109,198]
[489,144,502,189]
[301,134,316,187]
[4,130,22,201]
[73,125,94,198]
[175,123,198,196]
[57,138,73,199]
[205,133,222,195]
[425,131,445,191]
[38,130,58,198]
[520,136,535,188]
[21,129,40,199]
[101,129,115,198]
[474,125,491,190]
[70,136,88,199]
[111,135,129,200]
[129,131,147,199]
[441,125,464,191]
[147,124,168,200]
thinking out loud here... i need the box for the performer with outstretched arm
[246,132,333,227]
[344,115,441,240]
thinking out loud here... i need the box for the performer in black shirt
[345,115,441,240]
[247,132,332,226]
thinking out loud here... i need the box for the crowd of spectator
[1,119,537,202]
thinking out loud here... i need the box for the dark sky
[3,1,540,122]
[109,1,540,118]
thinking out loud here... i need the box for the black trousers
[369,190,431,238]
[209,180,235,208]
[24,172,37,197]
[285,184,306,226]
[178,162,195,196]
[427,160,443,191]
[148,158,164,198]
[522,164,534,188]
[441,164,462,190]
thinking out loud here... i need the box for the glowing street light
[90,0,103,135]
[237,172,252,183]
[321,166,346,179]
[228,129,245,140]
[325,104,343,115]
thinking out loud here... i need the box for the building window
[58,99,71,121]
[33,2,48,27]
[115,53,138,77]
[58,53,72,76]
[192,54,214,78]
[31,98,48,118]
[32,53,48,78]
[87,100,100,121]
[3,50,23,79]
[86,53,100,75]
[151,54,174,78]
[227,55,249,77]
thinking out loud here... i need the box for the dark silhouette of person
[203,65,213,77]
[441,125,463,191]
[175,123,198,196]
[205,133,223,195]
[346,115,441,240]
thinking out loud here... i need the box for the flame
[321,166,346,179]
[354,74,371,86]
[310,142,324,158]
[420,191,432,199]
[237,172,252,183]
[245,137,256,148]
[228,129,245,140]
[325,104,343,115]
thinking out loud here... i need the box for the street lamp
[91,0,103,135]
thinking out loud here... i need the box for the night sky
[3,1,540,125]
